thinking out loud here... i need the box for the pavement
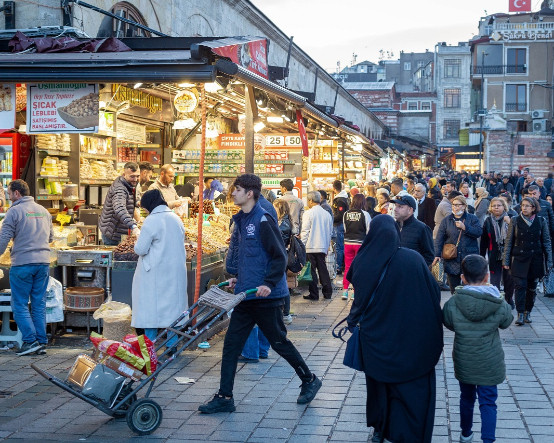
[1,279,554,442]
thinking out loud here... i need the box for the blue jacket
[226,202,288,300]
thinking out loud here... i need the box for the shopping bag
[543,268,554,297]
[297,262,313,285]
[431,259,444,283]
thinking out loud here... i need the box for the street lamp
[478,51,488,173]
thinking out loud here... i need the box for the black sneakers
[297,375,322,404]
[198,394,236,414]
[36,344,47,355]
[16,341,41,356]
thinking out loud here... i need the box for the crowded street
[1,284,554,442]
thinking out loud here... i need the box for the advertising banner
[27,83,99,133]
[0,83,16,131]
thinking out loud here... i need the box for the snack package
[90,332,146,371]
[124,334,158,375]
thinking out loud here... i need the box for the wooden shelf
[38,176,71,182]
[312,172,338,177]
[85,131,117,138]
[310,159,339,163]
[81,153,117,160]
[36,149,71,157]
[176,172,291,178]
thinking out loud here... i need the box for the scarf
[521,214,536,227]
[492,212,508,246]
[474,187,489,210]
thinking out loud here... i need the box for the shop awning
[0,50,217,83]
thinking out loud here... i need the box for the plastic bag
[45,277,64,323]
[297,262,313,286]
[93,300,132,322]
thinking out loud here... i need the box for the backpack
[287,235,307,273]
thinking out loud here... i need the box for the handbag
[332,251,396,371]
[431,259,444,283]
[442,229,463,260]
[297,262,313,285]
[543,268,554,297]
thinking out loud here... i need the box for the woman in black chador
[346,215,443,443]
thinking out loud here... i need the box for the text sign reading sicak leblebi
[27,83,99,134]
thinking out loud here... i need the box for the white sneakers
[283,314,293,325]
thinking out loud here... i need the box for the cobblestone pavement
[1,280,554,442]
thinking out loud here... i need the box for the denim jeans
[459,382,498,443]
[101,233,119,246]
[333,224,345,271]
[241,325,270,359]
[145,328,177,347]
[10,264,50,344]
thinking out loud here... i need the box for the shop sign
[0,83,16,130]
[174,89,198,113]
[27,83,99,133]
[117,119,146,144]
[111,84,163,113]
[205,38,269,79]
[219,133,303,149]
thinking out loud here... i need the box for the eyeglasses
[452,203,466,207]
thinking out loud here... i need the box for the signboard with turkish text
[27,83,99,133]
[0,83,16,131]
[509,0,531,12]
[202,37,269,79]
[117,119,147,144]
[219,133,304,150]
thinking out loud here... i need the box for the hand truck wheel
[126,398,163,435]
[113,392,138,419]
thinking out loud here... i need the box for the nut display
[113,236,139,262]
[63,93,99,117]
[189,200,215,217]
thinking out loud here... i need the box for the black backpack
[287,235,307,273]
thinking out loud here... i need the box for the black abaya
[346,215,443,442]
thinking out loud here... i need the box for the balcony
[505,102,527,112]
[472,65,526,75]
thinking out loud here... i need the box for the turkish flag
[509,0,531,12]
[296,110,309,156]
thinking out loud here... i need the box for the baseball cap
[390,195,417,211]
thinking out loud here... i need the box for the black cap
[390,194,417,211]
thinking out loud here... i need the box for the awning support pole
[194,85,207,306]
[244,85,257,174]
[341,139,345,183]
[285,36,294,88]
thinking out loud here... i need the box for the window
[517,144,525,155]
[506,48,526,74]
[421,101,431,110]
[444,120,460,139]
[417,61,425,68]
[444,88,461,108]
[505,84,527,112]
[407,102,418,110]
[111,2,150,37]
[444,59,461,78]
[404,62,411,71]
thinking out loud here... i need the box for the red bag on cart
[123,334,158,375]
[90,332,147,372]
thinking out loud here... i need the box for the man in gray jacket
[301,191,333,300]
[0,180,53,355]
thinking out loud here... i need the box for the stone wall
[486,131,553,177]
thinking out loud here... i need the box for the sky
[250,0,546,73]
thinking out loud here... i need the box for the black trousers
[307,252,333,300]
[218,302,312,397]
[489,261,514,305]
[512,276,538,314]
[446,273,462,294]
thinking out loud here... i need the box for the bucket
[65,287,105,312]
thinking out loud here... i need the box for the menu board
[117,119,146,144]
[27,83,99,133]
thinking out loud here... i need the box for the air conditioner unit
[533,119,548,132]
[531,110,546,119]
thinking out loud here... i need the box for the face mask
[454,210,464,216]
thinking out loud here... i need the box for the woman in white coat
[132,189,188,344]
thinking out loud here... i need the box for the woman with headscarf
[346,215,443,443]
[434,195,483,293]
[203,179,224,201]
[428,177,442,205]
[480,197,514,308]
[503,197,553,325]
[474,187,490,226]
[131,189,188,344]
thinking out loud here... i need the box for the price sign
[56,213,71,226]
[265,135,285,146]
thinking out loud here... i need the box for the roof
[343,82,395,91]
[0,50,216,83]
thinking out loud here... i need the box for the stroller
[31,282,256,435]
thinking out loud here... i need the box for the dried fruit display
[189,200,215,217]
[113,236,139,261]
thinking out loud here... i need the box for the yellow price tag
[56,213,71,226]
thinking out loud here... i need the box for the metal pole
[341,139,345,183]
[244,85,255,173]
[479,51,485,173]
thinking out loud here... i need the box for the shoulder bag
[442,228,462,260]
[332,251,397,371]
